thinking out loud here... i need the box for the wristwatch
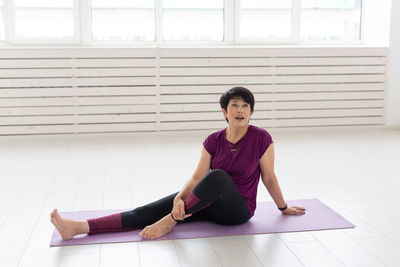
[278,203,288,211]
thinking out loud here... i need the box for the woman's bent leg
[183,169,251,225]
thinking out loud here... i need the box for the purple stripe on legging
[184,191,211,213]
[184,191,201,211]
[87,213,137,235]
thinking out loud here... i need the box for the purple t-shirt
[203,125,273,217]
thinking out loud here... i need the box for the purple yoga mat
[50,198,354,247]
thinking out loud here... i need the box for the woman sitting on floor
[51,86,305,240]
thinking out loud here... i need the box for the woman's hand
[281,206,306,215]
[172,198,192,221]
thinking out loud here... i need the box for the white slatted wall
[0,47,386,135]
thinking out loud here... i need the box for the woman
[50,86,306,240]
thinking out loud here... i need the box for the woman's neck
[225,125,249,144]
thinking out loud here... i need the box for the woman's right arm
[172,146,211,220]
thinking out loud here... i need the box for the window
[0,0,4,41]
[91,0,155,41]
[12,0,77,42]
[301,0,362,41]
[162,0,224,42]
[238,0,293,41]
[0,0,371,45]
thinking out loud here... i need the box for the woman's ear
[222,108,227,117]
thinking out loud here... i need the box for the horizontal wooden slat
[1,84,383,99]
[0,105,157,116]
[73,58,156,68]
[160,109,384,122]
[0,77,156,87]
[0,123,157,135]
[159,47,387,58]
[257,100,385,110]
[74,68,156,77]
[159,74,385,85]
[0,59,156,69]
[160,92,384,104]
[159,57,386,67]
[255,116,385,127]
[160,66,386,76]
[0,114,157,125]
[0,59,74,68]
[160,117,384,131]
[0,68,73,78]
[0,87,156,98]
[160,100,385,112]
[0,96,156,107]
[0,47,385,58]
[0,48,157,58]
[256,91,385,101]
[0,68,156,78]
[160,83,385,94]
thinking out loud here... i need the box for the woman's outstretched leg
[50,193,183,240]
[50,209,89,240]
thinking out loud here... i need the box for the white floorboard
[0,126,399,267]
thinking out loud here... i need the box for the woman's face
[222,97,253,127]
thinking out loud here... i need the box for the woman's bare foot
[139,214,177,240]
[50,209,89,240]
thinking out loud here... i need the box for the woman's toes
[50,209,57,217]
[139,227,148,238]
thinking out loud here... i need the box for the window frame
[0,0,365,46]
[298,0,364,45]
[234,0,298,44]
[0,2,5,43]
[5,0,80,44]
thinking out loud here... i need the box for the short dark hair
[220,86,255,112]
[219,87,255,123]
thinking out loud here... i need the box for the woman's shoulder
[249,125,272,139]
[206,128,225,140]
[203,128,225,146]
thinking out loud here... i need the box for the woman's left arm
[259,144,306,215]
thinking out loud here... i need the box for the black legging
[87,169,251,235]
[122,169,251,226]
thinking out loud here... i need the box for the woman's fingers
[181,207,185,219]
[285,206,306,215]
[180,201,186,220]
[171,201,186,220]
[293,206,305,215]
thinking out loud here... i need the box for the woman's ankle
[74,220,90,235]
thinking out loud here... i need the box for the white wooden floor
[0,126,400,267]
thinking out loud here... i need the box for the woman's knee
[193,169,231,197]
[207,169,231,185]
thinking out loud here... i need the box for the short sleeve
[203,133,216,157]
[258,129,273,159]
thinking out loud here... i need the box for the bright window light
[239,0,292,40]
[13,0,74,39]
[91,0,155,41]
[301,0,362,41]
[162,0,224,41]
[0,0,4,41]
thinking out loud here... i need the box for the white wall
[387,0,400,125]
[362,0,392,46]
